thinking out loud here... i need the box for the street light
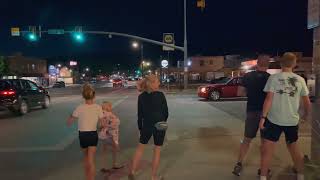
[132,42,139,48]
[85,68,90,72]
[57,64,62,68]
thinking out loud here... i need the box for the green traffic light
[72,32,84,42]
[28,33,37,41]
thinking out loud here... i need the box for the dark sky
[0,0,313,70]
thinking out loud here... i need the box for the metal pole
[141,43,144,62]
[311,27,320,163]
[183,0,188,89]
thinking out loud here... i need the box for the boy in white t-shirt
[259,53,311,180]
[67,84,104,180]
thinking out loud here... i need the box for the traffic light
[72,26,85,43]
[197,0,206,11]
[26,26,39,42]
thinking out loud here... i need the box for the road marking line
[0,96,128,153]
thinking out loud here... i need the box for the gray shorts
[244,111,262,139]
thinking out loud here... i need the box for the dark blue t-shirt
[242,71,270,112]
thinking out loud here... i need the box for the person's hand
[259,118,266,130]
[300,114,309,123]
[67,118,73,127]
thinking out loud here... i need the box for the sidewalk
[42,92,319,180]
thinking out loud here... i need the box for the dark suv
[0,79,50,115]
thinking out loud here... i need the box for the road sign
[48,29,65,35]
[163,33,175,51]
[308,0,320,29]
[11,27,20,36]
[161,60,169,68]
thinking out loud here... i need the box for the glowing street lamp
[132,42,139,48]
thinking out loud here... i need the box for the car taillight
[1,90,16,95]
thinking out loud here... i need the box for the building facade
[5,54,48,86]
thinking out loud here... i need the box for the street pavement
[0,87,318,180]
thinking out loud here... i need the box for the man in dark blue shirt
[232,54,270,176]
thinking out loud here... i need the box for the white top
[264,72,309,126]
[72,104,104,131]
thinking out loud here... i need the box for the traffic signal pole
[311,27,320,163]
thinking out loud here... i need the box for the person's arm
[67,115,77,127]
[300,79,311,122]
[237,86,247,97]
[237,74,248,97]
[137,95,143,130]
[260,76,275,129]
[161,93,169,121]
[301,96,311,122]
[259,92,274,129]
[67,106,80,127]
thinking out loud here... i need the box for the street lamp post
[183,0,188,90]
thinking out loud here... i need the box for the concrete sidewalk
[41,92,319,180]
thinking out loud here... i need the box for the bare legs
[83,147,97,180]
[130,143,162,180]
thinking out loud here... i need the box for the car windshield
[213,78,231,84]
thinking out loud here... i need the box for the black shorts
[261,120,299,144]
[244,111,261,139]
[79,131,98,148]
[139,127,166,146]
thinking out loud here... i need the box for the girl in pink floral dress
[98,101,123,172]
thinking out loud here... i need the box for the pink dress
[98,111,120,145]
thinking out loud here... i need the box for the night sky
[0,0,313,71]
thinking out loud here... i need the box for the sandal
[112,165,125,169]
[100,168,111,173]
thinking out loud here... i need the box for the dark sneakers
[232,162,243,176]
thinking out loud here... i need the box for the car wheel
[19,100,29,115]
[210,91,220,101]
[42,96,50,109]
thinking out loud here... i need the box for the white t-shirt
[72,104,104,131]
[264,72,309,126]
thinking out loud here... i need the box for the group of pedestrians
[65,52,311,180]
[233,52,311,180]
[67,74,168,180]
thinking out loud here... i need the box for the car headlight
[201,87,207,93]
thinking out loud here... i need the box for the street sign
[308,0,320,29]
[161,60,169,68]
[11,27,20,36]
[163,33,175,51]
[48,29,65,35]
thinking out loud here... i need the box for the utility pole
[308,0,320,163]
[183,0,189,89]
[311,27,320,163]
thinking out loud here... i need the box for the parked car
[198,77,243,101]
[111,78,124,88]
[0,79,50,115]
[52,81,66,88]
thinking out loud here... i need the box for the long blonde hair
[137,75,159,93]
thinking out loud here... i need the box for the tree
[0,56,9,76]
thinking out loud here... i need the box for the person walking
[129,75,169,180]
[233,54,271,176]
[67,84,104,180]
[98,101,123,172]
[259,53,311,180]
